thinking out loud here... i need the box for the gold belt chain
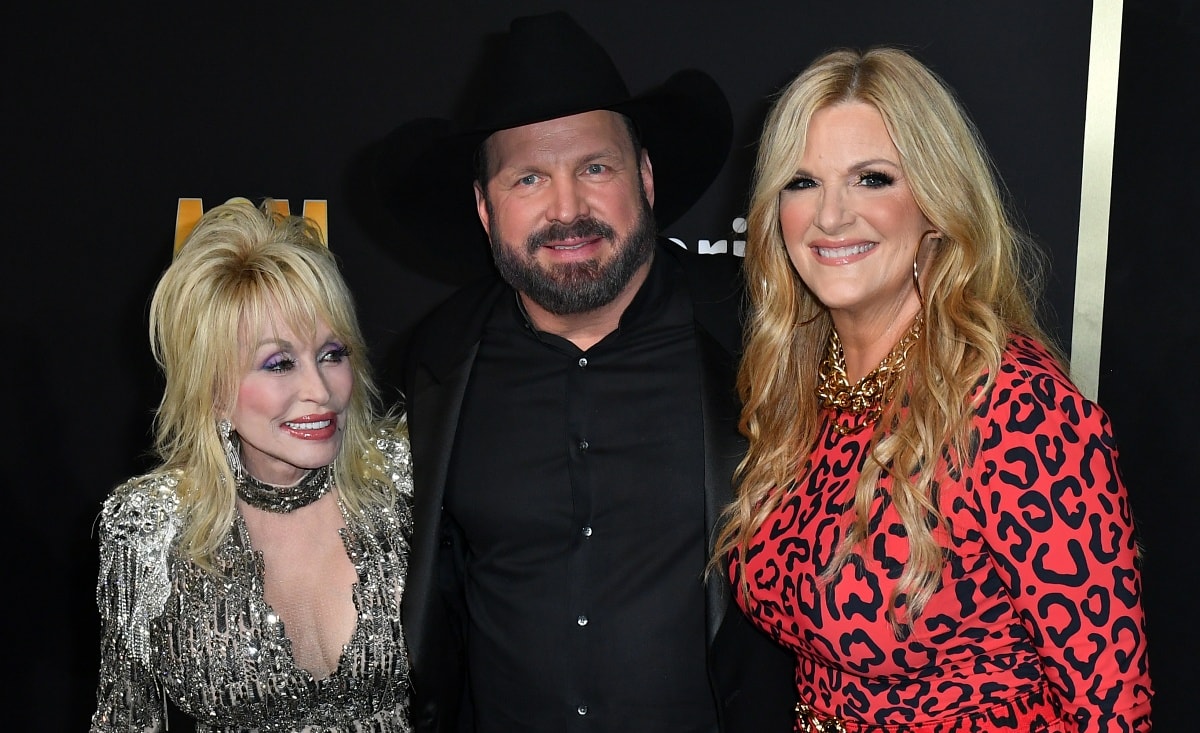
[796,701,849,733]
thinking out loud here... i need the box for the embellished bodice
[91,434,414,733]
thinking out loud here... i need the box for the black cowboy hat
[372,11,733,282]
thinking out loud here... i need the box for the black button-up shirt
[444,252,717,732]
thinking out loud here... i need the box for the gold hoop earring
[912,257,925,308]
[914,229,943,308]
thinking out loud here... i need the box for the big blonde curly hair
[148,198,396,571]
[715,47,1057,629]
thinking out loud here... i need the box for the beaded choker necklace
[236,465,333,513]
[816,314,923,436]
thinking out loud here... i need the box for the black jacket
[401,241,796,732]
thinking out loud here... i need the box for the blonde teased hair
[149,198,394,571]
[715,48,1057,629]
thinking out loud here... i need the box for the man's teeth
[817,242,875,257]
[286,420,331,430]
[552,242,586,250]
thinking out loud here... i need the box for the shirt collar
[506,242,685,347]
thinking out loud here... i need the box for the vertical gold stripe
[266,199,292,217]
[174,198,205,252]
[1072,0,1123,400]
[302,200,330,246]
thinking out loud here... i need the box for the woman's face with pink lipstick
[229,316,352,486]
[778,101,936,322]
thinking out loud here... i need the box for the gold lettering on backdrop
[174,198,205,252]
[174,198,330,251]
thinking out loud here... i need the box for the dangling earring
[218,418,244,480]
[912,257,925,308]
[914,231,941,309]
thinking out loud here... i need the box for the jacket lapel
[403,343,477,676]
[401,278,506,681]
[695,324,746,645]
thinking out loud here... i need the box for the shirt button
[578,440,589,452]
[578,357,588,368]
[577,705,589,716]
[582,525,592,537]
[577,615,588,626]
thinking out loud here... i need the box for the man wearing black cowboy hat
[387,12,795,733]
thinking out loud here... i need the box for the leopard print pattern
[733,336,1151,732]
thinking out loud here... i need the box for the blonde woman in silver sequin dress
[91,199,413,732]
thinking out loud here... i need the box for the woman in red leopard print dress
[717,48,1151,731]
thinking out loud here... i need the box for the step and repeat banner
[7,1,1194,728]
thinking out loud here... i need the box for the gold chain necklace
[795,701,847,732]
[816,314,923,436]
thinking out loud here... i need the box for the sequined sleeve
[90,473,183,733]
[376,420,415,538]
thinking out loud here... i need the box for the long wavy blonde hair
[715,48,1057,628]
[148,198,395,571]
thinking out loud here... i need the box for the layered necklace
[236,465,333,513]
[816,314,923,436]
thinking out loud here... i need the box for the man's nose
[547,178,590,225]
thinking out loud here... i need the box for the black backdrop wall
[6,1,1195,729]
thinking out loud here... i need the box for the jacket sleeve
[90,475,181,733]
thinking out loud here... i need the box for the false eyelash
[324,345,352,361]
[783,176,816,191]
[858,171,895,187]
[262,355,296,372]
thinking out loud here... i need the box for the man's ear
[474,182,491,236]
[640,149,655,209]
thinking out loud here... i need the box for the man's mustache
[526,218,616,254]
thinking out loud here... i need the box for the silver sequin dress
[91,433,414,733]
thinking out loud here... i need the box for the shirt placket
[565,350,595,728]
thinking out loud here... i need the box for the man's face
[474,110,657,316]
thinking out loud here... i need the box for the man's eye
[518,174,539,186]
[585,163,606,175]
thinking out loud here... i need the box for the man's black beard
[488,197,657,316]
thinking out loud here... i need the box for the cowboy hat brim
[371,67,732,281]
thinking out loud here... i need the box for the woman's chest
[742,430,1021,673]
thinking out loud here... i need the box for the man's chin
[540,258,605,282]
[493,199,657,315]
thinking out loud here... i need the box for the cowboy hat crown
[470,11,635,132]
[373,11,732,281]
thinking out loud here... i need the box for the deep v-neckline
[232,504,364,682]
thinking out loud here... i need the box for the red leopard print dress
[733,336,1151,732]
